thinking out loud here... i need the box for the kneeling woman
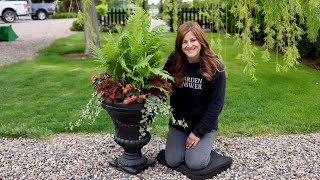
[164,21,226,171]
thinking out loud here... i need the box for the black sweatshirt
[164,52,226,138]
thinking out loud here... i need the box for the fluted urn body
[102,102,155,174]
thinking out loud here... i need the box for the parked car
[30,0,55,20]
[0,0,31,23]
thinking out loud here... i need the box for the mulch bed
[298,57,320,71]
[63,53,92,59]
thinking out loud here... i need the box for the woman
[163,21,226,171]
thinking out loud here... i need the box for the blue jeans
[165,126,217,170]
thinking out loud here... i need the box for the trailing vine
[68,92,102,130]
[139,94,188,138]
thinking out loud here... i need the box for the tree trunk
[84,0,101,56]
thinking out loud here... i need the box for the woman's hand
[186,133,200,149]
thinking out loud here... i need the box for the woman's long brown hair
[170,21,223,87]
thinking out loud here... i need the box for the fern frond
[90,42,105,65]
[93,7,174,86]
[127,74,144,87]
[119,57,132,73]
[136,55,153,68]
[143,84,169,96]
[133,62,149,71]
[150,68,174,82]
[126,7,150,36]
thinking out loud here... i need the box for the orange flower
[123,84,131,94]
[124,97,132,104]
[91,75,97,82]
[131,95,137,101]
[98,72,102,76]
[140,95,146,99]
[125,84,131,90]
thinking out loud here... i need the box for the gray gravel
[0,133,319,179]
[0,18,76,65]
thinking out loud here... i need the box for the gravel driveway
[0,18,76,65]
[0,133,319,179]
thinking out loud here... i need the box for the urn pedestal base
[109,158,156,175]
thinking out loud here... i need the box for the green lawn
[0,32,319,139]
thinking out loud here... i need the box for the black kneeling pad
[156,149,232,180]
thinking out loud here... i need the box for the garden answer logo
[181,77,203,89]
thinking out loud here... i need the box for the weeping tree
[165,0,320,79]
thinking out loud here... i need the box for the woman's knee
[165,152,184,168]
[185,155,210,170]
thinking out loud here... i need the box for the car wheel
[3,10,16,23]
[37,10,47,20]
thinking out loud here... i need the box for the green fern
[92,7,170,89]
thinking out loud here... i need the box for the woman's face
[181,31,201,63]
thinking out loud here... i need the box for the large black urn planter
[102,102,155,174]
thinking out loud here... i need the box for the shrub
[297,30,320,63]
[96,4,108,19]
[297,34,316,58]
[70,19,84,31]
[52,12,78,19]
[100,24,124,33]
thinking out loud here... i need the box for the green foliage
[92,7,172,88]
[261,0,303,72]
[70,19,84,31]
[96,4,108,19]
[297,31,320,62]
[301,0,320,42]
[51,12,77,19]
[70,11,84,32]
[139,94,187,138]
[163,0,178,32]
[230,0,259,80]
